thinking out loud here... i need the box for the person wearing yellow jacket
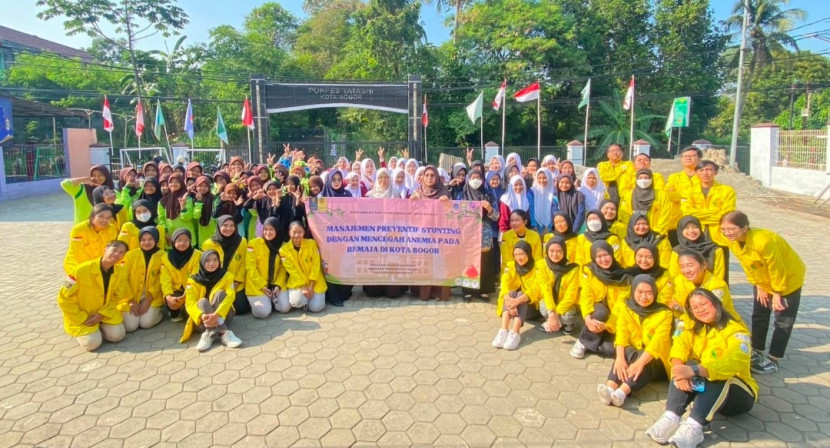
[720,211,806,375]
[64,204,119,276]
[668,216,726,282]
[599,199,626,241]
[492,241,544,351]
[571,240,632,359]
[160,229,201,322]
[627,243,674,308]
[618,153,666,199]
[119,227,165,332]
[118,199,167,251]
[597,143,633,205]
[500,209,543,270]
[574,211,622,267]
[202,215,249,315]
[92,185,128,232]
[619,169,671,235]
[664,146,703,246]
[246,217,287,318]
[537,237,581,335]
[681,161,736,247]
[672,250,740,333]
[597,274,673,408]
[541,212,579,264]
[58,241,129,351]
[619,213,672,269]
[646,288,757,448]
[278,221,327,313]
[181,250,243,352]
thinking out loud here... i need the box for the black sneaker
[751,355,778,375]
[562,324,574,335]
[169,308,183,322]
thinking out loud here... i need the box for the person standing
[665,146,702,246]
[597,144,633,206]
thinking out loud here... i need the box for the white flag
[466,92,484,123]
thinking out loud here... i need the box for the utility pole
[729,1,750,166]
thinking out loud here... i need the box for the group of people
[58,143,805,448]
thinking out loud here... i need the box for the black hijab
[513,240,535,276]
[584,210,613,242]
[263,217,282,287]
[450,164,467,198]
[463,171,491,202]
[625,212,661,249]
[212,215,243,269]
[138,226,160,266]
[632,168,656,212]
[139,176,163,212]
[83,164,115,204]
[552,211,577,241]
[168,228,195,270]
[555,174,583,221]
[130,199,157,227]
[599,199,618,223]
[626,274,669,319]
[545,237,578,300]
[321,171,351,197]
[588,240,630,286]
[674,215,718,270]
[191,250,227,295]
[626,242,667,280]
[91,185,124,215]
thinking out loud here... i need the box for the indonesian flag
[135,101,145,137]
[241,96,254,130]
[102,95,114,133]
[623,76,635,111]
[422,98,428,127]
[514,82,540,103]
[493,80,506,110]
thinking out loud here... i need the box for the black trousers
[720,245,730,285]
[326,284,353,304]
[751,287,802,358]
[364,285,404,298]
[607,347,667,392]
[666,375,755,425]
[233,288,250,315]
[579,302,615,357]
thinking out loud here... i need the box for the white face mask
[636,179,653,189]
[136,212,152,222]
[468,179,483,189]
[587,220,602,232]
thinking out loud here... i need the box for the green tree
[587,90,665,153]
[726,0,807,77]
[294,0,361,78]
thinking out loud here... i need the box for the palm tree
[726,0,807,76]
[585,90,665,155]
[424,0,466,44]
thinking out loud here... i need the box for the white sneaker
[610,389,626,407]
[570,340,586,359]
[492,329,508,349]
[221,330,242,348]
[668,420,704,448]
[195,331,213,352]
[646,412,681,444]
[503,331,521,351]
[597,384,612,405]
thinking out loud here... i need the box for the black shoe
[329,301,344,307]
[480,294,490,302]
[751,355,778,375]
[464,295,472,303]
[562,324,574,335]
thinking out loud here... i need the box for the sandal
[538,322,555,333]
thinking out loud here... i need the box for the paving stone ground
[0,191,828,447]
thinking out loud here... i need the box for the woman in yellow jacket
[668,215,725,281]
[537,237,580,335]
[160,229,201,322]
[202,215,249,315]
[627,243,674,307]
[64,204,119,276]
[181,250,243,352]
[597,274,673,408]
[541,212,579,264]
[672,250,740,333]
[118,199,167,251]
[597,143,633,205]
[619,169,671,235]
[500,209,542,269]
[574,211,622,267]
[92,185,128,231]
[58,241,129,351]
[492,241,544,351]
[278,221,327,313]
[572,240,632,359]
[246,217,287,318]
[600,199,627,241]
[720,211,806,375]
[119,227,165,332]
[646,288,757,448]
[619,213,672,268]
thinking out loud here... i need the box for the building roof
[1,95,88,118]
[0,25,92,62]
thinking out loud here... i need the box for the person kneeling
[58,241,129,351]
[646,288,758,448]
[180,250,242,351]
[120,227,165,331]
[245,217,287,318]
[492,241,543,351]
[277,221,327,313]
[598,274,672,407]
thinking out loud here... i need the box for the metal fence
[2,144,66,184]
[778,130,827,170]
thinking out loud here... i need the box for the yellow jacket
[280,239,327,293]
[202,238,248,291]
[619,189,672,235]
[497,260,545,317]
[619,171,666,198]
[614,302,674,376]
[246,238,288,294]
[597,160,634,187]
[670,319,759,399]
[729,228,805,295]
[501,229,543,268]
[542,234,579,264]
[64,221,119,276]
[114,206,130,232]
[609,221,627,242]
[619,237,672,269]
[671,272,741,325]
[160,249,202,297]
[667,247,726,282]
[535,260,581,316]
[58,258,129,336]
[574,234,622,267]
[681,182,736,246]
[665,171,701,231]
[118,222,167,252]
[120,248,165,310]
[578,266,631,332]
[180,271,237,343]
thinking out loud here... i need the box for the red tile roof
[0,25,92,62]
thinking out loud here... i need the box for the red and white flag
[135,101,145,137]
[623,76,635,111]
[493,80,506,110]
[514,82,540,103]
[102,95,114,133]
[241,96,255,130]
[422,98,428,127]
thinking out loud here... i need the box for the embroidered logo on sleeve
[712,289,725,299]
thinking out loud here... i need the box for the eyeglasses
[424,173,436,178]
[682,155,699,159]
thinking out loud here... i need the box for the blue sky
[1,0,828,55]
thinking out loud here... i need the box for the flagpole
[246,129,252,164]
[108,131,115,166]
[583,102,590,155]
[137,99,142,150]
[501,79,506,157]
[628,77,635,160]
[480,116,484,160]
[677,127,682,156]
[536,84,541,160]
[424,121,428,165]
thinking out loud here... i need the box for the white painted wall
[769,167,829,196]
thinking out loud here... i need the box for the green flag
[578,79,591,110]
[153,100,165,140]
[664,97,691,137]
[466,91,483,123]
[216,107,228,144]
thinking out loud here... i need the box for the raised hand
[267,153,276,165]
[378,147,386,160]
[355,148,364,160]
[283,143,291,155]
[401,149,409,159]
[466,147,474,165]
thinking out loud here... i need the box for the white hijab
[505,152,523,173]
[360,158,377,189]
[404,159,419,190]
[344,172,362,198]
[578,167,607,211]
[367,168,399,199]
[531,168,555,226]
[391,168,409,198]
[413,166,426,191]
[500,175,529,212]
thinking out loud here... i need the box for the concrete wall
[65,128,98,177]
[770,166,830,196]
[750,123,830,197]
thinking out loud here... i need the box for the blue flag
[184,99,194,140]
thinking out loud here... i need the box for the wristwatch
[691,364,700,377]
